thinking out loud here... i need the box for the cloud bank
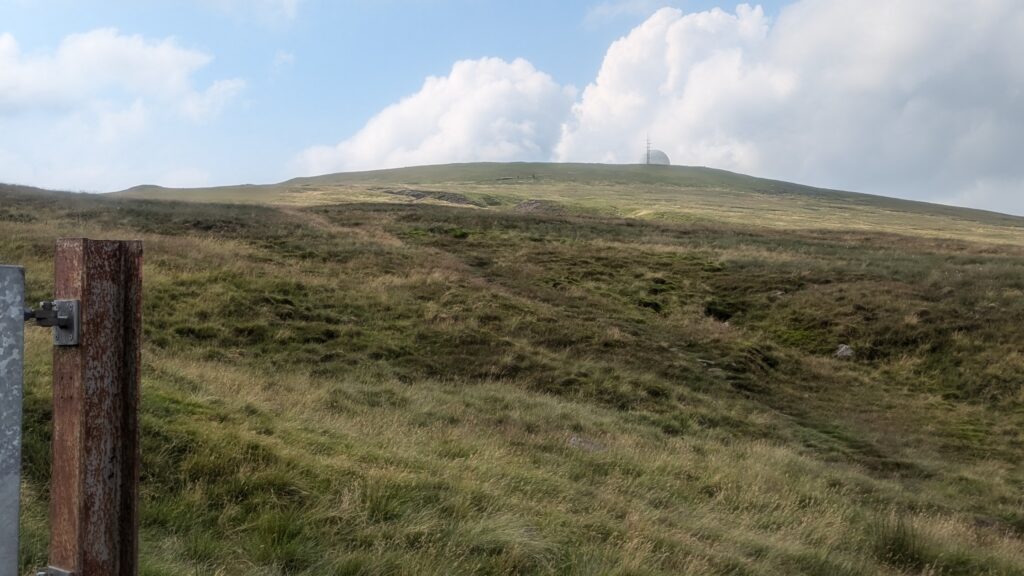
[299,0,1024,214]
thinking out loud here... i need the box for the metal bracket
[24,300,80,346]
[36,568,75,576]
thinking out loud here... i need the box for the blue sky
[1,0,1022,214]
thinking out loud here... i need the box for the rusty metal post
[0,266,25,576]
[49,239,142,576]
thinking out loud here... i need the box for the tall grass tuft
[870,512,933,572]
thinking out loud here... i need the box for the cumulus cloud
[0,28,244,120]
[557,6,778,167]
[558,1,1024,212]
[295,58,576,175]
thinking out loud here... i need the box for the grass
[3,164,1023,575]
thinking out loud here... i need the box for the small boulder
[835,344,855,359]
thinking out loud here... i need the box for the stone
[835,344,855,359]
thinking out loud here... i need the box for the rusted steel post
[0,266,25,576]
[49,239,142,576]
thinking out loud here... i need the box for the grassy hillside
[116,163,1024,245]
[5,167,1024,575]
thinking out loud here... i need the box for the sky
[1,0,1022,215]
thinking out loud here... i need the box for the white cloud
[0,28,244,121]
[294,58,576,175]
[96,100,148,143]
[558,1,1024,213]
[181,78,247,121]
[558,5,778,167]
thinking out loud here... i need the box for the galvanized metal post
[49,239,142,576]
[0,266,25,576]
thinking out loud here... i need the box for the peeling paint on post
[0,266,24,576]
[50,239,142,576]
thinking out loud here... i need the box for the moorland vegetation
[4,164,1023,575]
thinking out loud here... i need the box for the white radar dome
[645,149,671,165]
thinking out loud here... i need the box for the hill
[115,163,1024,245]
[4,167,1024,575]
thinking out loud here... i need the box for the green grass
[3,167,1023,575]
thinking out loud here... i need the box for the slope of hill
[116,163,1024,245]
[4,172,1024,575]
